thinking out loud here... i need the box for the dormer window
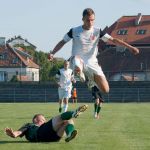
[136,29,146,35]
[0,54,4,60]
[12,57,19,64]
[0,53,7,60]
[117,29,128,35]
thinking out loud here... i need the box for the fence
[103,87,150,102]
[0,81,150,102]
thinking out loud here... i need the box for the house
[0,37,39,81]
[98,13,150,81]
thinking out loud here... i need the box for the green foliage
[49,59,64,78]
[34,51,64,81]
[10,75,19,82]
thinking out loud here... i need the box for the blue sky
[0,0,150,59]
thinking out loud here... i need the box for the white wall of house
[0,68,26,81]
[0,67,39,81]
[26,68,39,81]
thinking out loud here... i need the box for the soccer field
[0,103,150,150]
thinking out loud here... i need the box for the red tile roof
[105,14,150,45]
[0,44,39,69]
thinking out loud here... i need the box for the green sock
[94,103,98,112]
[97,106,101,114]
[65,124,75,136]
[61,111,74,120]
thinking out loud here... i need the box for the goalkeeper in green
[5,105,88,142]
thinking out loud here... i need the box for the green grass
[0,103,150,150]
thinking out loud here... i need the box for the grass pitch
[0,103,150,150]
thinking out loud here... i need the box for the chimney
[135,13,142,26]
[0,37,5,46]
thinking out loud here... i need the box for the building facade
[0,38,39,82]
[98,13,150,81]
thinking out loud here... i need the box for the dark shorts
[72,96,77,99]
[37,119,61,142]
[92,87,99,99]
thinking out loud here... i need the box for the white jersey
[56,68,73,90]
[63,25,112,64]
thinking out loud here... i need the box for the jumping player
[49,8,139,98]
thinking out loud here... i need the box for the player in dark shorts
[92,86,104,119]
[5,104,88,142]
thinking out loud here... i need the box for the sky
[0,0,150,59]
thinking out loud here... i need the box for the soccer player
[56,60,76,113]
[5,104,88,142]
[92,86,104,119]
[49,8,139,96]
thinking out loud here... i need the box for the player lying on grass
[5,104,88,143]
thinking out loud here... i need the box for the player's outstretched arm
[48,40,66,61]
[110,38,139,55]
[5,128,23,138]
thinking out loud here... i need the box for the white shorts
[70,55,84,72]
[58,87,72,99]
[70,55,105,80]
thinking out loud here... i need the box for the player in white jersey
[56,60,76,113]
[49,8,139,97]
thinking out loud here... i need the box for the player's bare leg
[52,104,88,142]
[94,74,109,93]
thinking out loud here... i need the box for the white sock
[63,104,68,112]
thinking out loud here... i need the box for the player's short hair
[82,8,95,18]
[32,114,43,123]
[64,60,69,65]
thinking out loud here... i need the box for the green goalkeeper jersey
[18,123,39,142]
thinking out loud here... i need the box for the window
[0,53,8,60]
[0,71,7,81]
[0,54,4,59]
[12,58,19,64]
[117,29,128,35]
[136,29,146,35]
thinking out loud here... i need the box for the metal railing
[0,86,150,103]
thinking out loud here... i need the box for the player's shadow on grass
[0,141,28,144]
[0,141,60,144]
